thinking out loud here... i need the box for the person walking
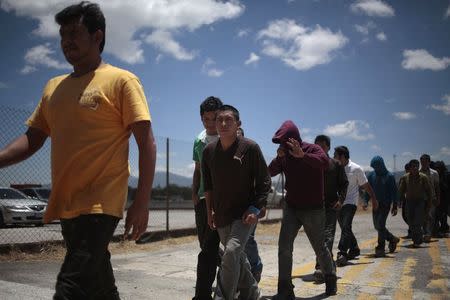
[269,121,337,298]
[192,96,223,300]
[202,105,271,300]
[333,146,378,266]
[398,159,433,247]
[0,2,156,298]
[313,135,348,281]
[366,156,400,257]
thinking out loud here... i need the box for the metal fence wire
[0,106,282,247]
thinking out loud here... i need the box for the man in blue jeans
[269,121,337,298]
[366,156,400,257]
[334,146,378,266]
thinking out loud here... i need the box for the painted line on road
[393,253,416,300]
[426,239,447,295]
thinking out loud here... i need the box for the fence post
[166,137,170,234]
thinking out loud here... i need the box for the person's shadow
[260,295,330,300]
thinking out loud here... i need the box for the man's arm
[337,163,349,204]
[433,173,440,206]
[0,127,47,168]
[124,121,156,241]
[192,162,201,206]
[361,182,378,211]
[201,149,215,229]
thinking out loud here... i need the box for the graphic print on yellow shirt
[26,64,151,222]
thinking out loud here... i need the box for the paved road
[0,211,448,299]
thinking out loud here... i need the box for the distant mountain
[128,171,192,188]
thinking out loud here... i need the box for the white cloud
[402,49,450,71]
[237,28,251,38]
[0,0,244,63]
[324,120,375,141]
[0,82,8,89]
[446,5,450,18]
[145,30,196,61]
[440,147,450,156]
[393,112,416,120]
[371,144,381,151]
[350,0,395,17]
[354,21,376,35]
[244,52,260,65]
[376,32,387,41]
[202,58,224,77]
[21,43,71,74]
[257,19,348,71]
[430,94,450,115]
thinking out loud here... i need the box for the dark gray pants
[278,206,335,293]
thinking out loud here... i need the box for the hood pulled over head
[272,120,302,148]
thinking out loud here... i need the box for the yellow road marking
[393,256,417,300]
[427,240,447,294]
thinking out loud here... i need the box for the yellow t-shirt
[26,64,151,223]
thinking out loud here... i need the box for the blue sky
[0,0,449,179]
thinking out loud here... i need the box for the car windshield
[0,188,27,199]
[36,189,51,198]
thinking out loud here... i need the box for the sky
[0,0,450,180]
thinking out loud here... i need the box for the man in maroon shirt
[202,105,271,300]
[269,120,337,298]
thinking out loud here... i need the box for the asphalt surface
[0,210,448,299]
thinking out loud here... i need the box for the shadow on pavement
[261,294,329,300]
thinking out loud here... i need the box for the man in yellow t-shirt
[0,2,156,299]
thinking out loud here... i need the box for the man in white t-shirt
[333,146,378,266]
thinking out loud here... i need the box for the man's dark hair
[217,104,240,121]
[409,159,420,167]
[420,154,431,162]
[404,162,410,171]
[314,135,330,148]
[237,127,245,137]
[334,146,350,159]
[55,1,106,53]
[200,96,223,116]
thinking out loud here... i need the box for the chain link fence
[0,106,282,247]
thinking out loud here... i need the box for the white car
[0,187,47,227]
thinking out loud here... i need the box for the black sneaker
[348,248,360,260]
[374,246,385,257]
[313,269,324,282]
[388,237,400,253]
[336,253,347,267]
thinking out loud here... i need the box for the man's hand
[242,210,258,225]
[391,206,398,216]
[207,210,216,230]
[192,193,200,206]
[332,201,342,210]
[372,199,378,211]
[258,207,267,219]
[286,138,304,158]
[124,200,149,241]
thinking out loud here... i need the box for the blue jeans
[54,214,120,300]
[216,220,259,300]
[372,203,395,247]
[278,206,335,293]
[407,200,425,244]
[244,225,263,277]
[337,204,359,256]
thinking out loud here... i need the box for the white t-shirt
[343,160,368,206]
